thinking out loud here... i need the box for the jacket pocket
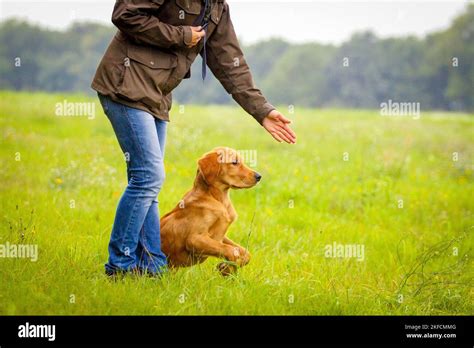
[176,0,201,15]
[210,0,225,26]
[117,44,178,109]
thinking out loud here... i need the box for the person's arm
[111,0,203,49]
[205,3,296,143]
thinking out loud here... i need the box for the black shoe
[105,266,166,279]
[105,267,139,279]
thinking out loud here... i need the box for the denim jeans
[98,94,168,275]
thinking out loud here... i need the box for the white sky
[0,0,471,44]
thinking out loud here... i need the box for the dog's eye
[232,160,239,165]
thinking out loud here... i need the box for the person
[91,0,297,277]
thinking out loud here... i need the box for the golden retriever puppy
[160,147,261,275]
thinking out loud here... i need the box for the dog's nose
[255,172,262,182]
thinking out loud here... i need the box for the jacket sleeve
[111,0,193,48]
[205,2,275,124]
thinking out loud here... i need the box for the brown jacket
[91,0,275,124]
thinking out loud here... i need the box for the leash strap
[193,0,212,80]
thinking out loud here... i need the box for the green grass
[0,90,473,315]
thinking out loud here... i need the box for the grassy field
[0,91,472,315]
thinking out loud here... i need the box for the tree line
[0,4,472,111]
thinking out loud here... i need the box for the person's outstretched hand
[262,110,297,144]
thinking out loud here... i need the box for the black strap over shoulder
[192,0,214,80]
[192,0,211,27]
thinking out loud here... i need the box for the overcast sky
[0,0,470,44]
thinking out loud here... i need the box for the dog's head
[197,147,261,189]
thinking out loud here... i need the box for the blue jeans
[98,94,168,275]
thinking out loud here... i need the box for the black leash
[193,0,212,80]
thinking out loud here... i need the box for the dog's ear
[198,152,221,185]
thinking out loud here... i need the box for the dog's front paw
[236,247,251,266]
[217,262,237,276]
[224,246,251,267]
